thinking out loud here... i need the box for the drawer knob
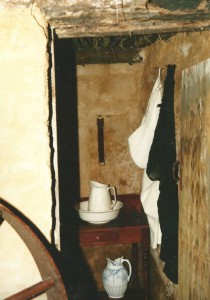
[96,236,100,240]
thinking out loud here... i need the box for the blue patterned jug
[102,257,132,298]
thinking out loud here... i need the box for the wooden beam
[37,1,210,38]
[43,8,210,38]
[53,19,210,38]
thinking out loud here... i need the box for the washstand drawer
[79,229,119,246]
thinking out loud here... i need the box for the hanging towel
[128,69,163,169]
[141,170,162,248]
[128,69,163,249]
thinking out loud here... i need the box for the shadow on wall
[54,37,98,299]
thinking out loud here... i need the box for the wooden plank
[179,59,210,299]
[54,21,210,38]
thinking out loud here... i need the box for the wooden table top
[77,194,150,247]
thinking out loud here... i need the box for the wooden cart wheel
[0,199,68,300]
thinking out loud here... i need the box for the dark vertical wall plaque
[97,115,105,165]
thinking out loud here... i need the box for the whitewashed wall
[0,7,52,299]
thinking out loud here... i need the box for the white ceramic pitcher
[102,257,132,298]
[88,181,117,212]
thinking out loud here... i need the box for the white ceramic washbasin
[74,200,123,224]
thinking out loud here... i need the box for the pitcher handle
[122,258,132,282]
[108,186,117,209]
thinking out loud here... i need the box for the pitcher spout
[106,257,114,268]
[106,257,123,269]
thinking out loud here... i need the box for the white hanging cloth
[128,69,163,249]
[141,170,162,248]
[128,69,163,169]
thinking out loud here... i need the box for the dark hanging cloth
[146,65,179,284]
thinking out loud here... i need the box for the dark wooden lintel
[76,48,143,65]
[54,19,210,39]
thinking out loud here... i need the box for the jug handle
[122,258,132,282]
[108,186,117,209]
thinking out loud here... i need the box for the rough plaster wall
[77,31,210,296]
[77,31,210,197]
[0,7,50,299]
[77,63,145,197]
